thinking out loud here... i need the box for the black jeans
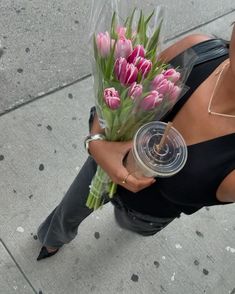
[37,157,175,247]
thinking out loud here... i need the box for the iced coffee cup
[125,121,188,178]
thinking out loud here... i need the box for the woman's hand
[89,140,156,193]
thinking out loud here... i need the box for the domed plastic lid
[133,121,188,177]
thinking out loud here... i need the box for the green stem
[109,182,117,198]
[86,166,110,210]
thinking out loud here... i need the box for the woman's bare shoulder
[159,34,214,63]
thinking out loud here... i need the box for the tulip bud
[128,45,145,63]
[114,57,128,80]
[114,37,133,59]
[128,82,143,100]
[169,85,181,101]
[116,26,127,38]
[140,91,163,111]
[155,79,171,95]
[103,88,121,109]
[163,68,181,83]
[151,74,165,90]
[114,57,127,81]
[114,58,138,86]
[96,31,111,58]
[123,63,138,85]
[134,57,152,77]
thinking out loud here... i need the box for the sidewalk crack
[0,238,38,294]
[0,73,92,117]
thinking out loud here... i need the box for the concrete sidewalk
[0,1,235,294]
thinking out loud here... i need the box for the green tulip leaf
[126,8,137,39]
[147,19,163,52]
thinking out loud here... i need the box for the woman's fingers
[116,170,156,193]
[90,140,155,193]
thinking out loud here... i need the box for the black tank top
[117,39,234,217]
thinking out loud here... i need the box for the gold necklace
[207,61,235,118]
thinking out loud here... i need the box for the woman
[36,28,235,260]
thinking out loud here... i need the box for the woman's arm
[89,114,155,193]
[87,34,212,193]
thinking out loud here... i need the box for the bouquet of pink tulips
[86,4,193,210]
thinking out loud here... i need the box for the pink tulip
[163,68,181,83]
[140,91,163,111]
[166,80,175,92]
[121,63,138,85]
[103,88,121,109]
[151,74,165,90]
[114,57,128,80]
[169,85,181,101]
[128,45,145,63]
[96,31,111,58]
[114,37,133,59]
[128,82,143,100]
[114,57,138,85]
[153,79,171,95]
[116,26,127,38]
[134,57,152,77]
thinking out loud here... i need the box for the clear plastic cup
[125,121,188,178]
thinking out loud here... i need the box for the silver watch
[84,133,105,154]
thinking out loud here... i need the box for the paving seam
[0,238,39,294]
[0,73,92,118]
[1,8,235,118]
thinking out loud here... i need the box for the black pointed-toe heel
[37,246,59,261]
